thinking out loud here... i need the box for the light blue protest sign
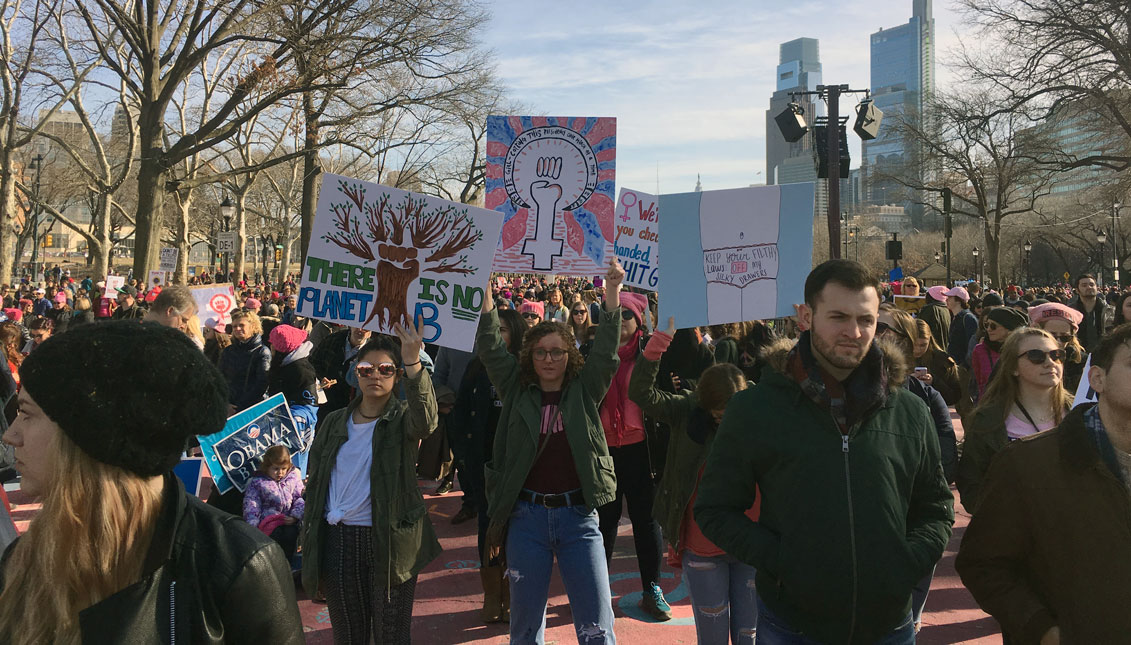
[657,183,815,328]
[197,394,305,495]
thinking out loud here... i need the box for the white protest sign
[147,270,166,289]
[105,275,125,295]
[190,284,237,329]
[159,247,179,272]
[1073,353,1098,408]
[297,173,504,351]
[613,188,659,291]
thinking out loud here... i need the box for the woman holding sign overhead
[301,321,440,644]
[479,257,625,645]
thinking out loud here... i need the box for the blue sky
[480,0,967,194]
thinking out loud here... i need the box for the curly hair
[519,321,584,387]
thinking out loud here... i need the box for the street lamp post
[28,154,43,280]
[973,247,981,286]
[1097,229,1108,288]
[220,196,234,282]
[1023,239,1032,288]
[1113,201,1122,287]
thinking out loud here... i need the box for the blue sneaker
[640,582,672,621]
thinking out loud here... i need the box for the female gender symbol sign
[209,293,233,326]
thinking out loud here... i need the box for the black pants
[269,523,300,563]
[322,523,417,644]
[597,440,664,591]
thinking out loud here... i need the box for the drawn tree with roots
[323,179,484,328]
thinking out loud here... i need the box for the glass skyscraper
[863,0,935,227]
[766,38,825,216]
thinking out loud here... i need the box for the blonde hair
[0,431,163,644]
[975,327,1073,425]
[230,309,263,335]
[184,313,205,348]
[913,318,943,353]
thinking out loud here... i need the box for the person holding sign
[0,322,304,643]
[478,257,625,645]
[300,321,440,644]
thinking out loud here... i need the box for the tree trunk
[0,147,16,283]
[234,191,247,287]
[300,91,320,268]
[174,192,192,285]
[278,229,294,285]
[365,254,420,329]
[133,149,166,281]
[88,195,112,280]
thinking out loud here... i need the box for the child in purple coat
[243,445,305,562]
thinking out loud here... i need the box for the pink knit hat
[244,297,262,310]
[619,292,648,325]
[1028,302,1083,331]
[269,324,308,354]
[518,301,544,318]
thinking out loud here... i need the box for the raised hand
[606,256,626,292]
[393,317,427,376]
[663,316,676,337]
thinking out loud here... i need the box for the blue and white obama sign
[197,394,306,495]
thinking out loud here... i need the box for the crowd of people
[0,258,1128,644]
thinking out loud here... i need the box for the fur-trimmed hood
[760,334,911,394]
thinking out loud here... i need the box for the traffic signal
[274,248,282,262]
[44,234,52,248]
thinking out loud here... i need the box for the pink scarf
[600,328,645,447]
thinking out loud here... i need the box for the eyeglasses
[356,362,397,378]
[1051,333,1074,345]
[522,312,541,320]
[1021,349,1065,365]
[532,348,567,362]
[621,310,636,322]
[571,309,587,316]
[985,322,1000,331]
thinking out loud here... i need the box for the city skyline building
[862,0,935,228]
[765,37,827,217]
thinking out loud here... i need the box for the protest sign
[613,188,659,290]
[173,457,205,497]
[190,284,237,330]
[159,247,179,272]
[487,116,617,274]
[894,294,925,314]
[297,173,503,351]
[105,275,125,294]
[198,394,305,494]
[147,270,166,290]
[1073,353,1098,408]
[657,183,815,328]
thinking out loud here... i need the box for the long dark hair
[497,308,526,355]
[1115,291,1131,326]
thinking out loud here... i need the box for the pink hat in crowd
[1028,302,1084,331]
[619,292,648,325]
[518,301,544,318]
[926,285,949,302]
[2,308,21,322]
[54,291,68,304]
[269,324,308,354]
[244,297,262,310]
[942,286,970,302]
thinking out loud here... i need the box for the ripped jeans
[506,497,616,644]
[682,550,759,644]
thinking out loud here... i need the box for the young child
[243,445,305,563]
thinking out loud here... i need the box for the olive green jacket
[479,306,622,544]
[627,352,704,553]
[300,369,440,594]
[955,402,1010,515]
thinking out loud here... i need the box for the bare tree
[956,0,1131,172]
[878,88,1060,286]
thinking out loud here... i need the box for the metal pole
[31,155,42,280]
[1113,203,1121,287]
[826,85,843,259]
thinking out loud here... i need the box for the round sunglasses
[1020,349,1065,365]
[356,362,397,378]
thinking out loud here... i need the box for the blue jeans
[682,550,759,644]
[755,595,914,645]
[506,496,616,644]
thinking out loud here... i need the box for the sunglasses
[571,309,587,316]
[532,348,567,362]
[985,322,1001,331]
[1021,349,1065,365]
[621,310,636,321]
[522,312,541,319]
[356,362,397,378]
[1051,333,1074,345]
[876,321,907,339]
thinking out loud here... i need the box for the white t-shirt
[325,415,377,526]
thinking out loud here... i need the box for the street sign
[159,247,179,271]
[1063,271,1070,281]
[216,232,236,253]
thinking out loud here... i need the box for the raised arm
[628,317,691,425]
[394,319,438,440]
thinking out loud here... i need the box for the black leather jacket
[0,474,304,644]
[218,334,271,411]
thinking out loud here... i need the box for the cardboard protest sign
[613,188,659,290]
[298,173,503,352]
[487,116,617,274]
[159,247,179,272]
[189,284,237,330]
[657,183,815,328]
[105,275,125,294]
[147,270,166,290]
[894,295,925,314]
[197,394,305,495]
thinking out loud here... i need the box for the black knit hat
[21,321,229,477]
[986,306,1029,331]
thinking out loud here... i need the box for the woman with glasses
[1028,302,1087,392]
[519,301,544,328]
[567,302,594,351]
[478,258,624,645]
[912,318,962,406]
[300,322,440,644]
[957,327,1072,515]
[970,307,1030,404]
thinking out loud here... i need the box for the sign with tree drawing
[486,116,616,274]
[297,174,503,351]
